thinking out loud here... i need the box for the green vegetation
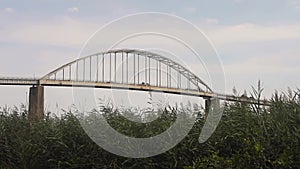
[0,89,299,169]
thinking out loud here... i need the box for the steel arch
[41,49,212,92]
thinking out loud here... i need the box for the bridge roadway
[0,77,271,106]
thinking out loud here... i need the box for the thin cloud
[233,0,244,3]
[67,7,79,13]
[288,0,300,9]
[184,7,197,14]
[205,18,219,25]
[3,8,14,13]
[0,17,98,47]
[205,23,300,46]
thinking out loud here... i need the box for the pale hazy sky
[0,0,299,111]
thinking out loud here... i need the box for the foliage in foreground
[0,89,300,169]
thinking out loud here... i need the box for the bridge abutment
[28,86,44,122]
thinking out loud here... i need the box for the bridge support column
[28,86,44,122]
[204,98,211,119]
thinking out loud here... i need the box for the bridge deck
[0,78,271,106]
[0,77,39,86]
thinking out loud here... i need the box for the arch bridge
[0,49,270,121]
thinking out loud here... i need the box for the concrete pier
[204,98,211,119]
[28,86,44,122]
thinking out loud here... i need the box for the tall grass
[0,89,299,168]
